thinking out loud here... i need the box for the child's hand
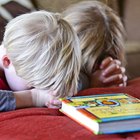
[31,89,61,108]
[47,99,62,108]
[90,57,127,87]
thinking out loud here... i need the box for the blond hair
[3,10,81,97]
[63,1,126,75]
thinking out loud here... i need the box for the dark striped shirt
[0,90,16,112]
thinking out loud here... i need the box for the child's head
[63,1,126,75]
[2,10,81,97]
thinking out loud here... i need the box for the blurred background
[0,0,140,79]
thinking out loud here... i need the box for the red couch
[0,78,140,140]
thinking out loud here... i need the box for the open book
[60,93,140,134]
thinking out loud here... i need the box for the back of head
[3,10,81,97]
[63,1,126,75]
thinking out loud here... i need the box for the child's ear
[2,55,11,68]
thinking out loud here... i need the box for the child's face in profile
[0,44,30,91]
[4,62,30,91]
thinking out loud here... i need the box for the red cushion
[0,78,10,90]
[0,77,140,140]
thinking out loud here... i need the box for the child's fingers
[119,75,128,87]
[46,99,62,108]
[102,64,125,77]
[100,57,113,69]
[47,104,61,109]
[50,99,62,106]
[47,104,60,109]
[103,74,122,83]
[103,74,127,85]
[100,57,122,70]
[113,59,121,66]
[102,63,120,76]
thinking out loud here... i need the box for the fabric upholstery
[0,77,140,140]
[0,78,9,90]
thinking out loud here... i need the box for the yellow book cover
[60,93,140,134]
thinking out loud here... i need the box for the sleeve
[0,90,16,112]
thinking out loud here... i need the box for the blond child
[0,10,81,109]
[63,0,127,88]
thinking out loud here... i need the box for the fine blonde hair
[3,10,81,97]
[63,0,126,75]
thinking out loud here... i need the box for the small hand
[31,89,61,108]
[47,99,62,108]
[90,57,127,87]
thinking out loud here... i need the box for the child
[63,0,127,88]
[0,10,81,108]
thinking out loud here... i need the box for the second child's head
[63,1,126,75]
[2,10,81,97]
